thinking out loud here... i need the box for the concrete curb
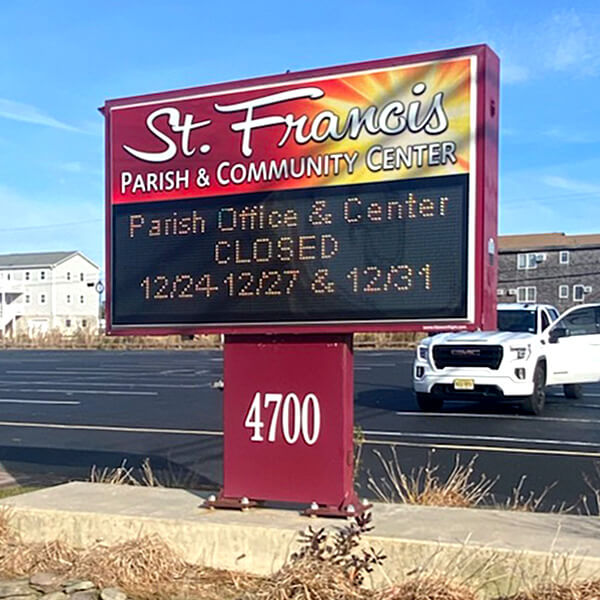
[2,482,600,596]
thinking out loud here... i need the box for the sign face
[105,45,499,333]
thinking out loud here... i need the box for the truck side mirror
[549,327,568,343]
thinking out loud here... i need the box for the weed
[247,511,384,600]
[89,458,207,490]
[368,451,497,508]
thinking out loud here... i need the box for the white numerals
[243,391,321,445]
[244,392,265,441]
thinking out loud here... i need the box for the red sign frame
[103,44,499,335]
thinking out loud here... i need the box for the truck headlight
[509,345,530,360]
[418,345,428,360]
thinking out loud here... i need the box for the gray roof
[0,251,80,268]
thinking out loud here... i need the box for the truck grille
[432,345,503,370]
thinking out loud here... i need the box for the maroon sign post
[223,334,357,514]
[103,44,499,515]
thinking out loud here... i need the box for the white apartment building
[0,251,101,337]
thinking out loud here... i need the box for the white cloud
[545,10,598,73]
[499,157,600,234]
[501,63,530,85]
[56,161,103,177]
[59,161,84,173]
[477,9,600,85]
[542,128,599,144]
[539,175,600,196]
[0,98,82,132]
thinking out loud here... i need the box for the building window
[80,273,84,282]
[39,294,46,305]
[66,319,71,328]
[67,272,71,281]
[573,285,586,302]
[517,286,536,303]
[40,271,46,280]
[558,285,569,299]
[66,294,71,304]
[25,295,31,304]
[6,273,10,280]
[80,295,85,304]
[82,319,88,328]
[25,271,30,281]
[517,253,538,270]
[559,251,569,265]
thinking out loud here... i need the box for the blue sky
[1,0,599,275]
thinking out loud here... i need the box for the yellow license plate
[453,378,475,391]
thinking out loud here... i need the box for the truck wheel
[416,392,444,412]
[522,362,546,415]
[563,383,583,399]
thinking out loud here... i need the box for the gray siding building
[498,233,600,312]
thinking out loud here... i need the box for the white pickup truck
[413,302,600,414]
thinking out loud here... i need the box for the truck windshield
[497,310,537,333]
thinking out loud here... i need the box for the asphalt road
[0,349,599,513]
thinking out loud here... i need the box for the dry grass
[0,330,422,350]
[367,450,567,514]
[496,551,600,600]
[368,451,497,508]
[247,558,370,600]
[582,462,600,516]
[354,331,426,349]
[499,579,600,600]
[0,330,221,350]
[0,486,41,499]
[0,510,255,600]
[89,458,208,491]
[500,476,563,513]
[377,576,478,600]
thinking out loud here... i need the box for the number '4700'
[244,392,321,445]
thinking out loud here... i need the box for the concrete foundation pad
[2,482,600,595]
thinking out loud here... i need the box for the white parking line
[364,438,600,459]
[5,370,205,377]
[363,429,600,449]
[0,399,80,405]
[0,420,221,436]
[0,389,157,396]
[394,411,600,425]
[0,379,209,389]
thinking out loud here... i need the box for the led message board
[104,45,499,333]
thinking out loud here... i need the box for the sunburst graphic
[263,57,473,190]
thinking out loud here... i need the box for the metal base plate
[302,499,372,519]
[202,494,260,511]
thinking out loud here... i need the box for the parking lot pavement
[0,349,599,510]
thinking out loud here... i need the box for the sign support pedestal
[203,333,368,517]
